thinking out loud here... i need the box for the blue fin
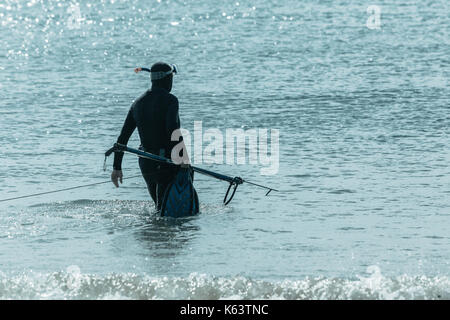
[160,168,199,217]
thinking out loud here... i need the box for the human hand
[111,170,123,187]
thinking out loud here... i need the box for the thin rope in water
[0,175,142,203]
[0,167,176,203]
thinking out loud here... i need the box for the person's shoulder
[166,92,179,105]
[131,90,151,107]
[139,90,153,101]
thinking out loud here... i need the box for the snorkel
[135,63,178,92]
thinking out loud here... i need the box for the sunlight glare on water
[0,0,449,299]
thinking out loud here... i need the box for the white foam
[0,269,448,300]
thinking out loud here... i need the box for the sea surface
[0,0,449,299]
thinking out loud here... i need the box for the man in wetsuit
[111,62,184,210]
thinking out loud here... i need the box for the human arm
[111,107,136,187]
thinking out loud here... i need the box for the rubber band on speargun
[223,177,243,206]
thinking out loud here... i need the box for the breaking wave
[0,266,448,300]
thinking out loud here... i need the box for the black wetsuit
[113,86,181,208]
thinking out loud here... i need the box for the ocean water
[0,0,449,300]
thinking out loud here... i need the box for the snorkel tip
[134,67,151,74]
